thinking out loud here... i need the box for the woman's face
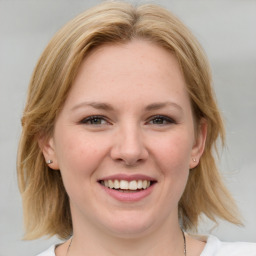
[43,39,206,237]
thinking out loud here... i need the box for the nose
[110,124,149,166]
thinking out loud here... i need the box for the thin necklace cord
[182,229,187,255]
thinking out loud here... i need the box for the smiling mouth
[99,179,156,192]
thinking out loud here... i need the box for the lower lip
[100,183,155,202]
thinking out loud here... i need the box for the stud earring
[192,158,196,162]
[46,160,53,164]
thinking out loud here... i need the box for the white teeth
[108,180,114,188]
[120,180,129,189]
[101,179,152,190]
[114,180,119,189]
[137,180,143,189]
[129,180,137,190]
[142,180,148,189]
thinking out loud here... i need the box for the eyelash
[80,115,175,126]
[80,115,109,125]
[147,115,176,125]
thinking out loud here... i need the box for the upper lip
[98,174,157,182]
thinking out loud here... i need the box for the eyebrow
[71,101,114,111]
[71,101,183,112]
[145,102,183,112]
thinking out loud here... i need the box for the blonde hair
[17,1,241,240]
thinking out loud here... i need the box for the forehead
[63,39,189,109]
[82,39,179,77]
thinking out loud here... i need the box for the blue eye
[148,115,175,125]
[81,116,108,125]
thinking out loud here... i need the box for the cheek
[154,132,193,174]
[54,131,106,178]
[153,132,192,197]
[54,133,108,202]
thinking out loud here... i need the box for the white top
[37,235,256,256]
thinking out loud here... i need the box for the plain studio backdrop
[0,0,255,255]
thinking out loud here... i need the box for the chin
[101,212,156,238]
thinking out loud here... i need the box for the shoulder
[36,245,56,256]
[201,235,256,256]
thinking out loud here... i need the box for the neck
[68,217,185,256]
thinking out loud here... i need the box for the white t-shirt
[36,235,256,256]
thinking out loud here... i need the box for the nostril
[110,134,149,165]
[123,158,144,166]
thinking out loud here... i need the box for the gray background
[0,0,255,255]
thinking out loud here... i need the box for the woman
[17,1,256,255]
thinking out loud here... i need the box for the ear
[189,118,207,169]
[38,134,59,170]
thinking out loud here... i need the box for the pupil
[92,118,101,124]
[154,118,163,124]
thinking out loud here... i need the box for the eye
[147,115,176,125]
[80,115,109,125]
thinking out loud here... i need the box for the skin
[41,39,207,256]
